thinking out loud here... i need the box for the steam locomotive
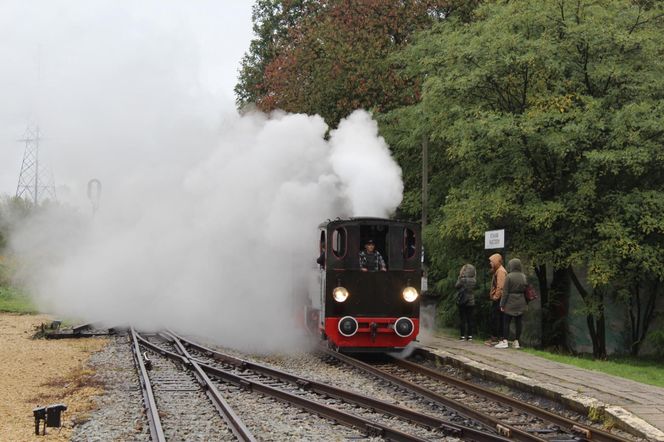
[308,217,421,352]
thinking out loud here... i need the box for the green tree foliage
[235,0,315,108]
[386,0,664,357]
[237,0,471,127]
[0,196,33,290]
[0,196,32,254]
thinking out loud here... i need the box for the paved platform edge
[422,345,664,442]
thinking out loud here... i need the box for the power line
[16,125,57,205]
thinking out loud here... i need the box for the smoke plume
[10,109,403,352]
[1,1,403,352]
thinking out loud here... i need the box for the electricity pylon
[16,125,57,205]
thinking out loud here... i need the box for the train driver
[359,239,387,272]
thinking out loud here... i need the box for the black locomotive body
[310,217,421,352]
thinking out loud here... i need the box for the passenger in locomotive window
[316,244,326,268]
[359,239,387,272]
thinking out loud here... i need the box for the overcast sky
[0,1,253,198]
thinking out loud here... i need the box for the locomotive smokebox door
[46,404,67,427]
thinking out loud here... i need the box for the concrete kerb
[424,346,664,441]
[605,406,664,442]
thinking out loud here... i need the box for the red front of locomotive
[315,218,421,352]
[324,316,420,350]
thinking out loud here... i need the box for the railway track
[396,349,632,442]
[167,332,513,441]
[318,347,635,442]
[131,329,254,441]
[130,330,636,441]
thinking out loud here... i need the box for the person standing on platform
[455,263,477,341]
[495,258,528,349]
[487,253,507,345]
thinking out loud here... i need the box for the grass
[521,348,664,388]
[0,285,37,314]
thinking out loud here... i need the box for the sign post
[484,229,505,250]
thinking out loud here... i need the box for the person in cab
[359,239,387,272]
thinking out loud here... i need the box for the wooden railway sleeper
[365,423,385,437]
[572,425,593,439]
[496,423,512,437]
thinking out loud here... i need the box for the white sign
[484,229,505,249]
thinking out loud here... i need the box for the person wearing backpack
[455,263,477,341]
[495,258,528,349]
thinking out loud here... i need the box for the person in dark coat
[455,263,477,341]
[495,258,528,349]
[316,244,326,268]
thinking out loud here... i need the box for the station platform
[417,332,664,441]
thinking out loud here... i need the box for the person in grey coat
[495,258,527,349]
[455,263,477,341]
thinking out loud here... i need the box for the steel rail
[160,332,257,442]
[172,332,511,442]
[321,347,550,442]
[394,351,633,442]
[45,330,111,339]
[129,328,166,442]
[136,333,434,442]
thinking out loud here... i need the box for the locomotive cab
[314,218,421,352]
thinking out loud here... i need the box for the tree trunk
[595,289,607,359]
[536,264,570,350]
[550,267,571,350]
[570,267,607,359]
[535,264,548,348]
[628,282,642,357]
[629,279,660,357]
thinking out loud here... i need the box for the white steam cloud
[10,109,403,352]
[1,1,403,353]
[330,111,404,217]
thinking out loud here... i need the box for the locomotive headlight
[402,286,419,302]
[333,287,350,302]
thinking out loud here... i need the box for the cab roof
[318,217,418,230]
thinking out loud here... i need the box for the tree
[235,0,315,108]
[238,0,470,127]
[386,0,664,357]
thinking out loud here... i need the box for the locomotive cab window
[331,228,346,258]
[404,228,416,260]
[359,224,389,270]
[317,231,326,268]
